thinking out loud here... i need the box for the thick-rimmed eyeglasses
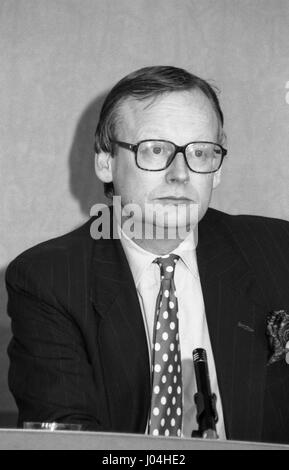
[111,139,227,173]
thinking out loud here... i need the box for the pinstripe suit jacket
[5,208,289,444]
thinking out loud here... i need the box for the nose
[165,151,190,184]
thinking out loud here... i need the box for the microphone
[192,348,218,439]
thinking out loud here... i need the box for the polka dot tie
[149,253,183,437]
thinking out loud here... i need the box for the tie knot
[154,254,180,279]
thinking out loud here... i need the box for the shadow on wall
[69,91,110,216]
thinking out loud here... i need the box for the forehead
[116,90,219,142]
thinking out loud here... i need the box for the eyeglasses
[111,139,227,173]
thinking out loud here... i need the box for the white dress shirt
[118,227,226,439]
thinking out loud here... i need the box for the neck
[131,236,183,255]
[119,218,197,255]
[114,210,197,254]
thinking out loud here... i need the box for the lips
[157,196,192,202]
[156,196,194,203]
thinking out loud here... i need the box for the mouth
[155,197,194,205]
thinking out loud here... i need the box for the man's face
[107,90,221,230]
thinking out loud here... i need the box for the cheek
[112,158,132,194]
[112,158,154,203]
[191,174,214,197]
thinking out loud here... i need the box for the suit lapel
[90,234,151,432]
[197,209,269,441]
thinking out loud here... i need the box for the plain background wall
[1,0,289,426]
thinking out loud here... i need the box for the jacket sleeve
[5,254,106,431]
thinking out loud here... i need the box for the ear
[212,166,222,189]
[94,151,113,183]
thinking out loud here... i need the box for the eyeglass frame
[111,139,227,174]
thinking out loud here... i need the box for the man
[6,66,289,444]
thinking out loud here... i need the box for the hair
[94,66,225,198]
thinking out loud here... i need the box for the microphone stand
[191,348,219,439]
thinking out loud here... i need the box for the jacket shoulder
[204,208,289,269]
[207,207,289,237]
[5,218,95,299]
[207,209,289,300]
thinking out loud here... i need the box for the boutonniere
[267,309,289,366]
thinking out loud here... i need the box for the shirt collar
[118,225,199,287]
[173,230,199,278]
[118,224,156,287]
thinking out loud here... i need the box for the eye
[195,149,203,158]
[152,146,163,155]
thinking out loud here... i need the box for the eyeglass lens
[137,141,222,172]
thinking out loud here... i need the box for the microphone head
[193,348,207,363]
